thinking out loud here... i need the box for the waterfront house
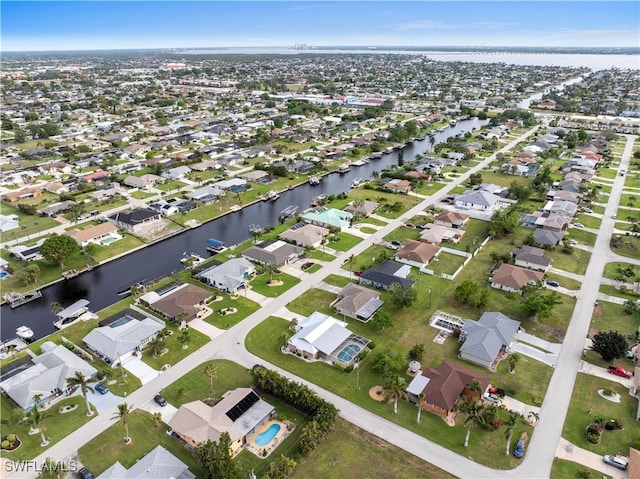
[107,208,162,234]
[0,342,97,413]
[168,388,275,456]
[359,260,415,291]
[344,200,379,217]
[333,283,383,322]
[197,258,255,294]
[301,207,353,232]
[459,312,521,369]
[490,263,544,293]
[185,186,224,205]
[383,179,412,194]
[240,170,270,184]
[242,239,304,268]
[139,282,212,323]
[64,222,120,247]
[405,361,490,418]
[279,223,329,248]
[83,309,164,366]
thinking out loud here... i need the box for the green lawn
[359,226,377,234]
[0,203,58,240]
[551,458,612,479]
[141,321,210,369]
[595,168,617,179]
[602,262,639,281]
[154,180,186,192]
[249,271,300,297]
[562,373,638,455]
[0,395,94,461]
[329,188,420,219]
[445,219,490,253]
[203,294,261,329]
[572,213,602,230]
[428,252,467,276]
[292,419,456,479]
[323,274,353,288]
[564,229,597,247]
[546,247,591,275]
[309,249,336,261]
[246,316,538,470]
[610,234,640,260]
[383,226,422,243]
[588,301,640,352]
[78,410,206,478]
[326,232,363,252]
[616,207,640,223]
[599,284,640,302]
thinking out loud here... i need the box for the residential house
[459,312,521,369]
[279,223,329,248]
[83,309,164,366]
[96,445,195,479]
[546,190,579,203]
[197,258,255,294]
[333,283,384,322]
[287,311,370,365]
[533,228,565,247]
[43,181,69,195]
[434,210,469,229]
[394,239,440,271]
[213,178,247,191]
[148,199,179,216]
[359,260,415,291]
[420,224,465,245]
[454,190,501,213]
[107,209,162,234]
[542,200,578,217]
[139,282,212,323]
[240,170,270,184]
[533,212,570,233]
[168,388,275,456]
[490,263,544,293]
[344,200,379,217]
[0,214,19,232]
[8,240,44,261]
[511,245,551,272]
[383,178,412,194]
[242,240,303,267]
[0,342,97,413]
[185,186,224,205]
[123,174,164,190]
[3,187,43,203]
[65,222,120,247]
[162,165,191,181]
[82,170,111,183]
[405,361,490,417]
[301,207,353,231]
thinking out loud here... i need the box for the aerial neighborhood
[0,50,639,479]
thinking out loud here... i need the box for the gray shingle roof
[460,312,520,364]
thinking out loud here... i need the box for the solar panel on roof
[225,391,260,422]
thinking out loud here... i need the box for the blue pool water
[102,237,119,245]
[337,344,361,363]
[0,271,8,279]
[109,316,133,328]
[255,423,281,446]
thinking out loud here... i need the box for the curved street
[22,130,638,479]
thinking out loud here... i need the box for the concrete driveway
[556,438,628,479]
[139,396,178,424]
[512,332,561,367]
[87,389,122,414]
[578,361,635,388]
[122,356,159,385]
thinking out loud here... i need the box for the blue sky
[2,1,639,51]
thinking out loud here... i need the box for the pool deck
[245,419,292,458]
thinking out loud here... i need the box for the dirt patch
[588,326,599,338]
[268,280,284,287]
[369,386,385,401]
[552,327,567,342]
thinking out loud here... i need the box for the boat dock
[3,290,43,308]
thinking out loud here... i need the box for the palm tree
[29,407,49,446]
[67,371,97,416]
[509,353,522,374]
[204,363,218,395]
[348,254,355,280]
[148,337,165,357]
[178,328,191,349]
[50,301,62,316]
[465,379,483,403]
[113,403,132,443]
[527,410,540,425]
[504,412,520,455]
[383,375,408,414]
[32,393,44,412]
[265,262,278,284]
[463,401,486,447]
[416,392,425,424]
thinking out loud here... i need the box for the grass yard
[203,294,261,329]
[616,207,640,222]
[329,188,420,219]
[602,262,640,281]
[292,419,456,479]
[322,274,353,288]
[154,180,186,192]
[0,395,94,461]
[446,219,490,253]
[285,289,336,318]
[595,168,617,179]
[428,252,467,276]
[619,193,640,208]
[0,203,59,240]
[599,284,640,302]
[78,410,205,478]
[610,234,640,260]
[572,213,602,230]
[309,249,336,261]
[546,247,591,275]
[562,373,638,455]
[551,458,611,479]
[326,232,363,251]
[541,273,582,291]
[249,271,300,297]
[478,170,532,188]
[588,301,640,353]
[383,226,422,243]
[141,321,210,369]
[564,229,597,246]
[414,182,447,196]
[87,233,145,263]
[359,226,377,234]
[246,316,537,470]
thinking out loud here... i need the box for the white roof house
[454,190,501,212]
[288,312,351,358]
[197,258,255,293]
[97,445,195,479]
[0,344,97,412]
[83,315,165,364]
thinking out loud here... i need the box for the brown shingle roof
[395,239,439,264]
[151,284,212,321]
[420,361,490,412]
[491,264,544,290]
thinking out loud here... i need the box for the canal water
[0,118,488,341]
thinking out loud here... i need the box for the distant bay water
[179,47,640,70]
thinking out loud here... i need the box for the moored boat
[16,326,34,341]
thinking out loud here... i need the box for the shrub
[602,387,616,396]
[1,441,9,449]
[579,468,592,478]
[7,434,16,443]
[586,432,600,444]
[344,364,354,373]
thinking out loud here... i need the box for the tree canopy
[592,330,628,362]
[389,282,418,308]
[40,234,80,268]
[196,432,245,479]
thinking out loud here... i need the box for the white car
[603,454,628,470]
[572,222,584,228]
[483,392,502,404]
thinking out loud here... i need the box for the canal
[1,117,488,341]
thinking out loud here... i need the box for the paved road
[25,129,638,479]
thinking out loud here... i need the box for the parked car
[154,394,167,407]
[95,383,109,395]
[603,454,628,470]
[513,439,526,458]
[391,240,402,246]
[483,392,502,404]
[569,239,578,245]
[386,243,400,250]
[611,214,617,219]
[619,170,626,176]
[607,365,632,378]
[572,222,584,228]
[76,468,95,479]
[546,280,560,288]
[581,207,592,213]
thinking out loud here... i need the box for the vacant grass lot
[203,294,261,329]
[249,271,300,297]
[602,262,640,281]
[329,188,421,219]
[564,229,597,247]
[599,284,640,302]
[141,320,210,369]
[326,232,363,251]
[588,301,640,354]
[572,213,602,230]
[562,373,638,455]
[428,252,467,276]
[610,234,640,260]
[546,247,591,275]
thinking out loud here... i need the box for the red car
[608,366,632,378]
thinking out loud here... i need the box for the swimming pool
[109,316,134,328]
[337,344,361,363]
[102,237,120,245]
[254,423,281,447]
[0,271,9,280]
